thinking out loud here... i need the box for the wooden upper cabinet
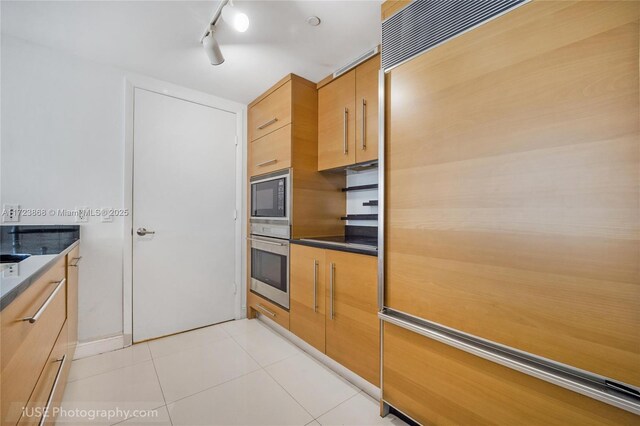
[249,80,292,142]
[325,250,379,386]
[355,55,380,164]
[318,69,356,170]
[290,245,326,352]
[318,55,380,171]
[249,124,292,176]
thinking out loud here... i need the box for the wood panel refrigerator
[378,0,640,423]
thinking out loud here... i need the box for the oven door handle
[247,237,287,247]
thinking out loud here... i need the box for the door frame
[123,74,247,346]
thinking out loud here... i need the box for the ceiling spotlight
[202,26,225,65]
[306,16,321,26]
[200,0,249,66]
[222,6,250,33]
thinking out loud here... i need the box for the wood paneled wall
[385,0,640,387]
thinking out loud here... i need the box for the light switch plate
[75,207,89,223]
[100,208,113,223]
[2,204,20,223]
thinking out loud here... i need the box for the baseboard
[256,315,381,400]
[74,335,125,360]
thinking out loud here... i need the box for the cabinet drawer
[383,323,638,425]
[1,257,66,425]
[248,291,289,330]
[249,124,291,177]
[19,322,70,425]
[249,81,291,141]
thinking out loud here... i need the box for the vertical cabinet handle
[343,108,349,155]
[329,263,335,320]
[38,355,66,426]
[313,260,318,313]
[361,98,367,150]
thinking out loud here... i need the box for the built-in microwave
[249,235,289,309]
[250,169,291,239]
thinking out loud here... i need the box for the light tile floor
[60,319,407,426]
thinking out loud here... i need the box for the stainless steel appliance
[250,169,291,239]
[248,235,289,309]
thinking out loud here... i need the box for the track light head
[202,28,224,65]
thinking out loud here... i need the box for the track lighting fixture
[200,0,250,66]
[202,26,225,65]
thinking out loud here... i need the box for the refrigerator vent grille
[381,0,527,71]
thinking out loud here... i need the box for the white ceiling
[1,1,382,104]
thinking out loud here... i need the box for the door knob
[136,228,156,236]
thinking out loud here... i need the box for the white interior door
[132,88,237,342]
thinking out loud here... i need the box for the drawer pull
[38,355,66,426]
[257,118,278,130]
[22,278,65,324]
[69,256,82,267]
[256,159,278,167]
[256,304,276,317]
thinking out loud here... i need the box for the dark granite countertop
[291,226,378,257]
[1,225,80,310]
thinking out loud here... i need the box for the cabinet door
[67,245,80,359]
[290,245,326,352]
[325,250,379,385]
[355,55,380,164]
[249,124,292,177]
[318,70,356,170]
[249,80,292,142]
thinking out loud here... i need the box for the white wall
[1,36,247,344]
[2,36,125,343]
[345,168,379,227]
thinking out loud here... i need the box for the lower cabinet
[290,245,326,352]
[383,323,639,425]
[1,244,79,425]
[18,322,71,425]
[248,290,290,330]
[290,245,379,386]
[1,257,66,425]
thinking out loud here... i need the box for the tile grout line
[109,403,168,426]
[235,324,361,423]
[156,331,264,406]
[313,390,365,422]
[149,354,174,426]
[228,325,316,421]
[262,361,316,421]
[67,358,152,383]
[161,365,262,406]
